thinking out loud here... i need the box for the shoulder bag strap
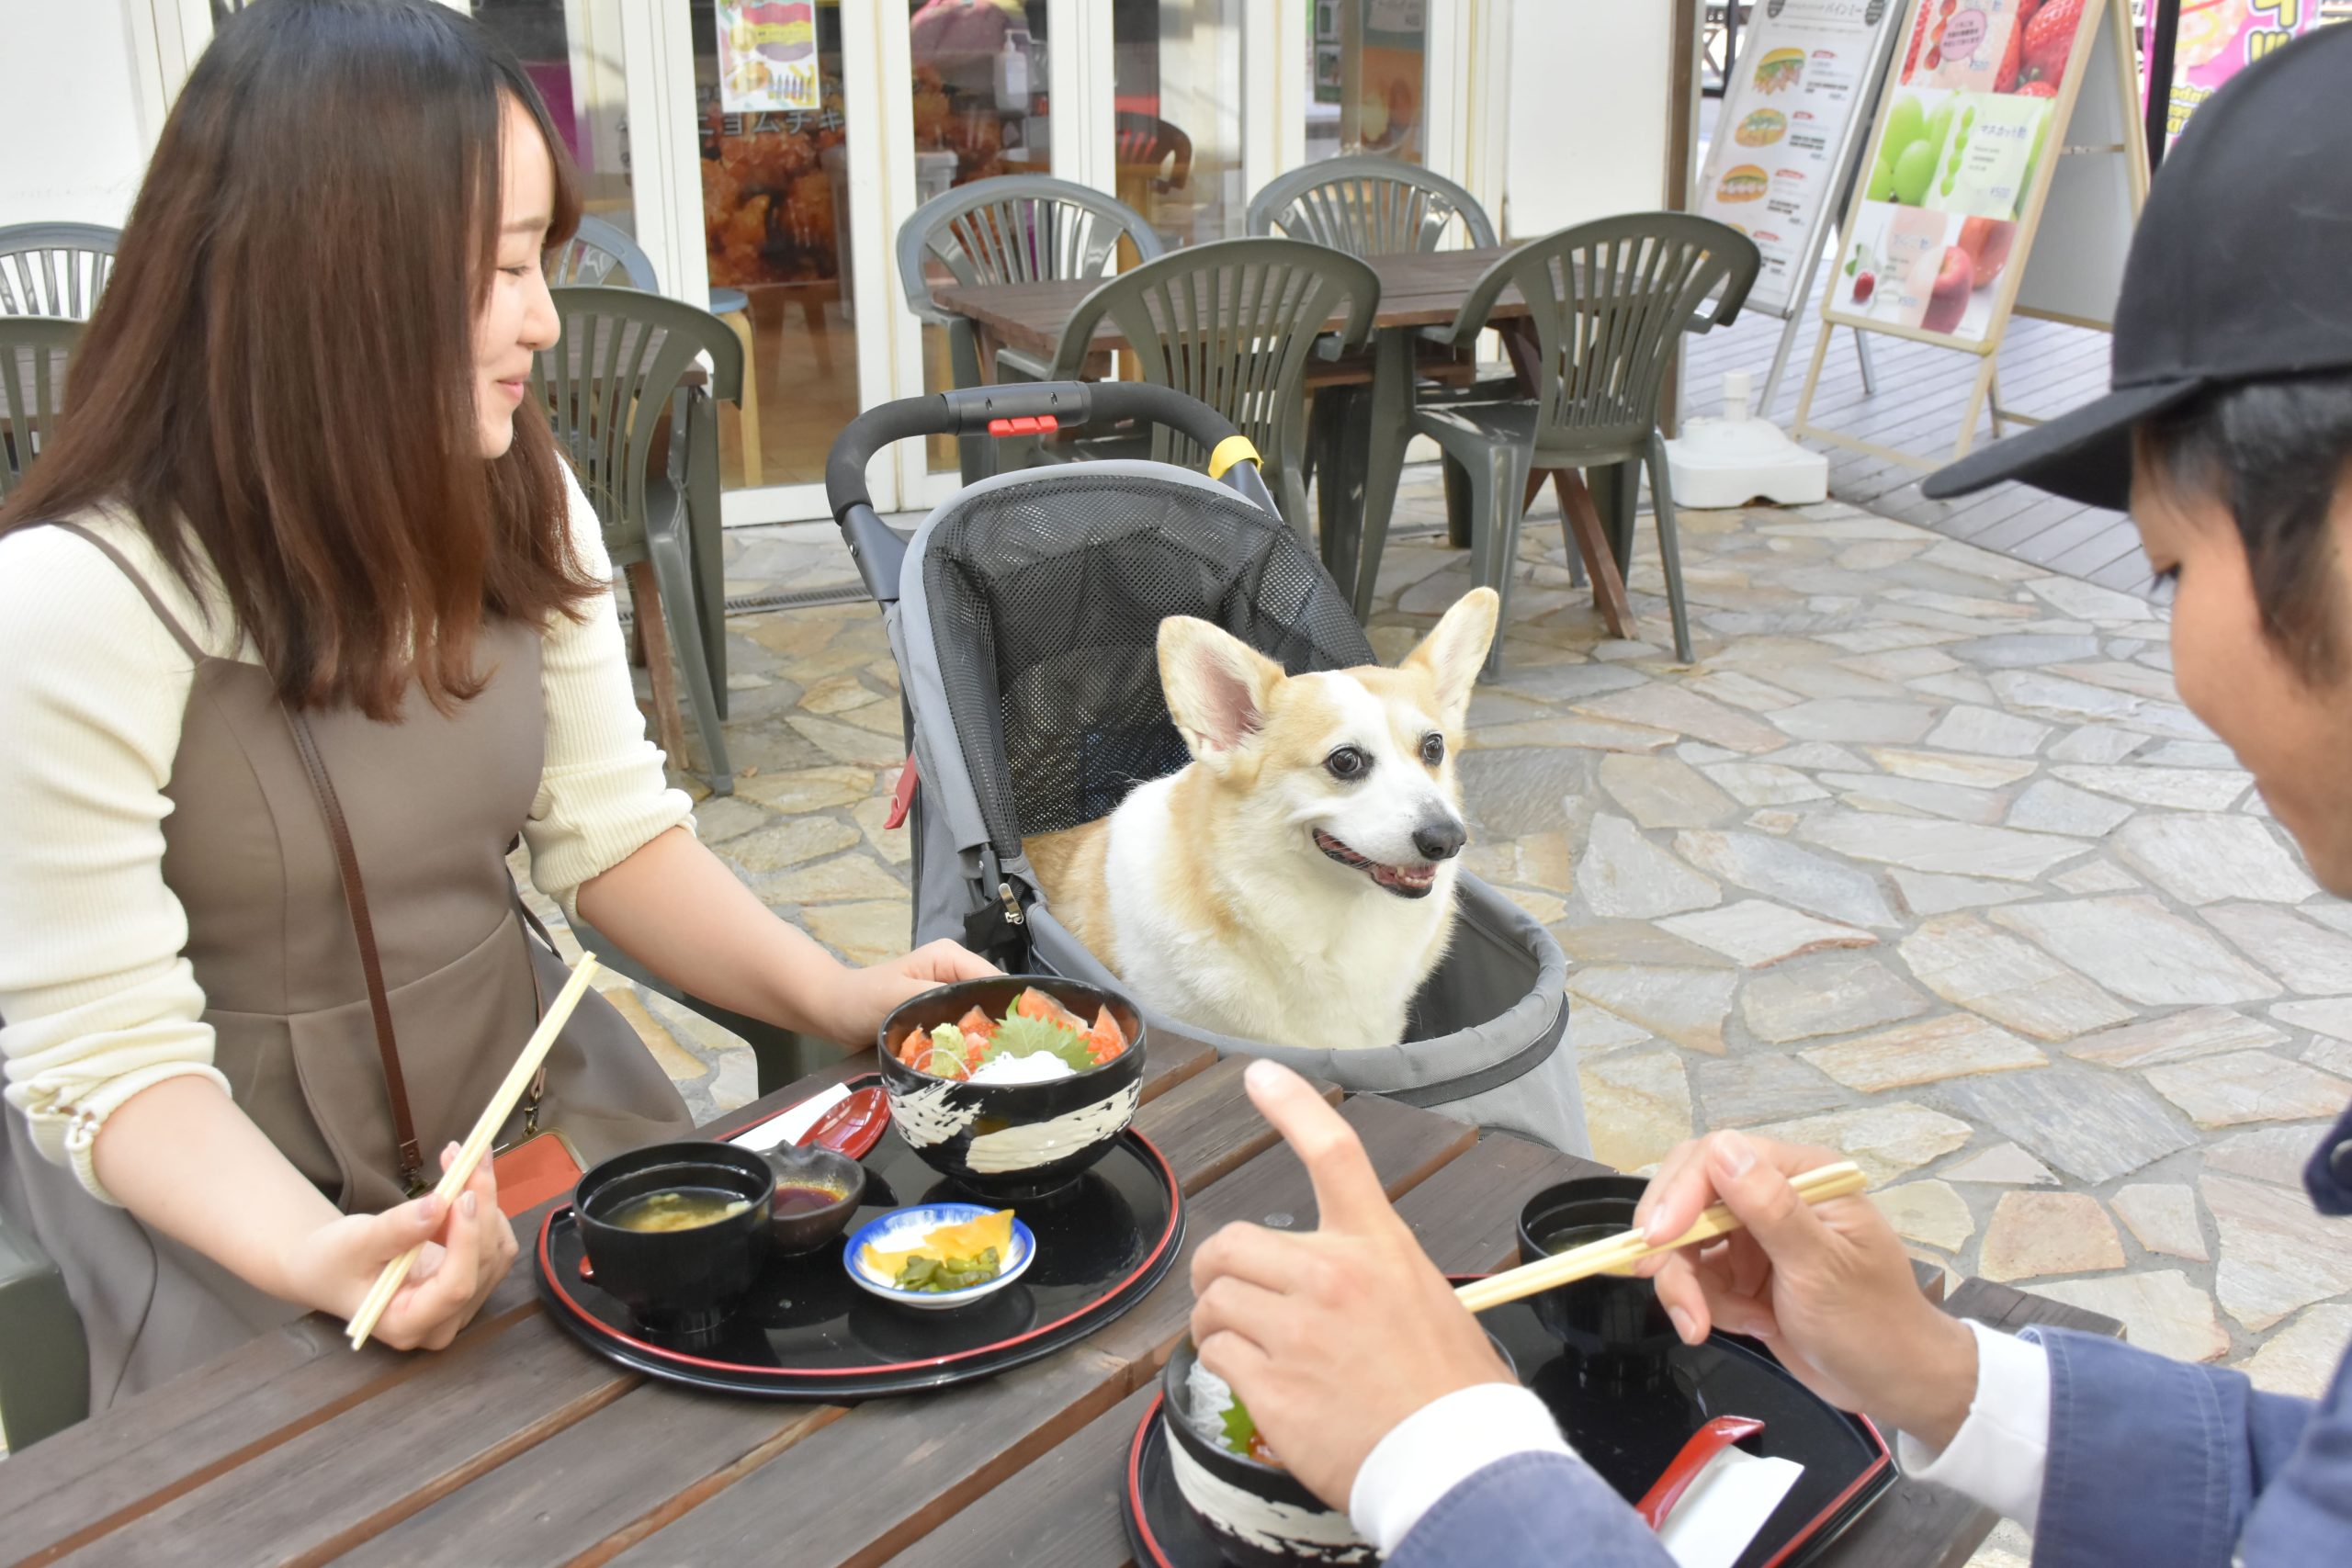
[280,705,429,1195]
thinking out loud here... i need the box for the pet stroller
[829,383,1588,1155]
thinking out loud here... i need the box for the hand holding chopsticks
[345,953,603,1350]
[1453,1161,1868,1314]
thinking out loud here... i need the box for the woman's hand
[276,1143,519,1351]
[1634,1130,1977,1449]
[827,939,1001,1045]
[1188,1061,1516,1512]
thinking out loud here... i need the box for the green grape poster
[1826,0,2099,345]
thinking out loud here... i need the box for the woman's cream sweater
[0,470,695,1202]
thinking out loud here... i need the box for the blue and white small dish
[843,1202,1036,1312]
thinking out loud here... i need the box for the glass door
[685,1,868,504]
[1109,0,1249,247]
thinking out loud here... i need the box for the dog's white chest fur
[1097,775,1459,1052]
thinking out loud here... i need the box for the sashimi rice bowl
[876,976,1148,1201]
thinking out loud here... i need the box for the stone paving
[572,467,2352,1448]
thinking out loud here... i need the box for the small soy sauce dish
[574,1141,774,1336]
[876,976,1148,1202]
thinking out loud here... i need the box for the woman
[0,0,989,1409]
[1183,23,2352,1566]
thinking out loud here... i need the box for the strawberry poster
[1694,0,1905,318]
[2145,0,2328,149]
[1826,0,2096,345]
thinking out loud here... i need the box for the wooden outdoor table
[0,1032,2118,1568]
[932,247,1724,625]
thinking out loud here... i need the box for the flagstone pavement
[538,468,2352,1529]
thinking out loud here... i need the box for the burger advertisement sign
[1829,0,2097,344]
[1694,0,1903,317]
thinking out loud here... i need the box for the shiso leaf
[985,1011,1094,1073]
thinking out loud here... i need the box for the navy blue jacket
[1390,1104,2352,1568]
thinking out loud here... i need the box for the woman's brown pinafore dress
[0,527,693,1411]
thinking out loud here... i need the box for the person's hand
[277,1143,519,1351]
[829,939,1001,1045]
[1188,1061,1514,1512]
[1634,1129,1977,1449]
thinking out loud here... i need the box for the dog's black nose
[1412,818,1465,863]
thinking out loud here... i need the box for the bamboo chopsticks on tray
[1453,1161,1869,1315]
[345,953,603,1350]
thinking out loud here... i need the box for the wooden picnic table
[931,246,1724,633]
[0,1031,2117,1568]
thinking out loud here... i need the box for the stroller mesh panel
[922,473,1374,854]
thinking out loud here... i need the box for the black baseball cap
[1925,23,2352,510]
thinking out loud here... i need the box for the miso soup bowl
[1514,1175,1678,1375]
[876,976,1147,1201]
[575,1141,774,1335]
[1159,1337,1369,1568]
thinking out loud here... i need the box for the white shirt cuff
[1895,1318,2052,1526]
[1348,1382,1577,1554]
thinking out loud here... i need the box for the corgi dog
[1024,589,1499,1054]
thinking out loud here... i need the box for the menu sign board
[1824,0,2101,346]
[1695,0,1903,318]
[718,0,820,114]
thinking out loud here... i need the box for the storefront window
[693,0,859,490]
[1306,0,1429,165]
[473,1,638,234]
[1113,0,1246,247]
[910,0,1050,471]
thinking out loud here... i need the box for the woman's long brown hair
[0,0,595,719]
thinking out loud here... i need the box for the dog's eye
[1419,733,1445,767]
[1325,746,1370,781]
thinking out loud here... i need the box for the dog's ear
[1403,588,1499,720]
[1159,616,1283,758]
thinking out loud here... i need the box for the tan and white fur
[1024,589,1500,1053]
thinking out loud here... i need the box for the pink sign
[2143,0,2324,147]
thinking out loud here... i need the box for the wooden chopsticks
[1453,1161,1868,1315]
[345,953,603,1350]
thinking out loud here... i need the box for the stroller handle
[826,383,1274,604]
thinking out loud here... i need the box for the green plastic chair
[1246,155,1498,253]
[536,287,743,794]
[1036,237,1379,536]
[1246,158,1510,554]
[0,1205,89,1450]
[0,316,79,497]
[0,223,118,320]
[1404,214,1760,672]
[895,175,1164,483]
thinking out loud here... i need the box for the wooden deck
[1683,274,2153,596]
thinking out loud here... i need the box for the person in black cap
[1181,23,2352,1567]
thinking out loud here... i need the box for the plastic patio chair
[549,214,767,490]
[0,223,118,320]
[1035,237,1378,536]
[0,1208,88,1450]
[1402,214,1760,671]
[1246,155,1498,253]
[895,175,1164,483]
[1246,158,1511,547]
[0,316,79,497]
[536,287,744,795]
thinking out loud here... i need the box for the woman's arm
[575,826,992,1045]
[531,472,991,1043]
[93,1076,514,1348]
